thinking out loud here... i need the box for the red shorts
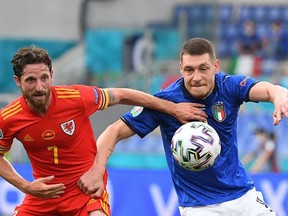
[13,189,111,216]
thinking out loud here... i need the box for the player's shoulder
[216,72,256,83]
[215,72,233,82]
[0,97,23,122]
[216,72,256,89]
[53,85,86,99]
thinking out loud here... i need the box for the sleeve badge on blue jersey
[130,106,143,117]
[0,129,3,139]
[239,76,249,86]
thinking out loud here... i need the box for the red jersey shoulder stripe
[55,87,81,98]
[1,101,23,120]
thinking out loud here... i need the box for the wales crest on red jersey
[61,119,75,136]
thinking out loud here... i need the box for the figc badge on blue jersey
[212,102,226,122]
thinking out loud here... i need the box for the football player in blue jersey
[78,38,288,215]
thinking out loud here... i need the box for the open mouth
[33,94,45,99]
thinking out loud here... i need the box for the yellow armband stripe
[99,89,110,110]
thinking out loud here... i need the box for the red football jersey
[0,84,109,193]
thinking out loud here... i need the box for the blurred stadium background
[0,0,288,215]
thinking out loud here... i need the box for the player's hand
[24,176,65,198]
[77,169,104,199]
[273,97,288,125]
[172,102,207,124]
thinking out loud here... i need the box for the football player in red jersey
[0,46,207,216]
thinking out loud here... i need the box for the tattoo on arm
[107,89,116,106]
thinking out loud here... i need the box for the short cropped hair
[180,38,216,62]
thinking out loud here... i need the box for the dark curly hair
[11,45,52,78]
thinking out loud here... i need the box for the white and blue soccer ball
[171,121,221,171]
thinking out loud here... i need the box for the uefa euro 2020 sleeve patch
[130,106,143,117]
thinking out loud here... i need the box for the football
[171,121,221,171]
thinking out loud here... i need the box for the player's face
[14,63,53,113]
[180,53,220,99]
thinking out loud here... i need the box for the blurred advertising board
[0,165,287,216]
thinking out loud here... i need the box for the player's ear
[179,61,184,75]
[214,59,221,73]
[50,70,54,81]
[13,75,21,87]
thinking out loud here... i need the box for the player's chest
[15,112,85,148]
[187,95,237,123]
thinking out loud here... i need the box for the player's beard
[24,88,51,112]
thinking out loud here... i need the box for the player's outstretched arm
[78,119,134,198]
[105,88,208,124]
[0,154,66,198]
[249,82,288,125]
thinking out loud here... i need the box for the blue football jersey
[121,72,258,207]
